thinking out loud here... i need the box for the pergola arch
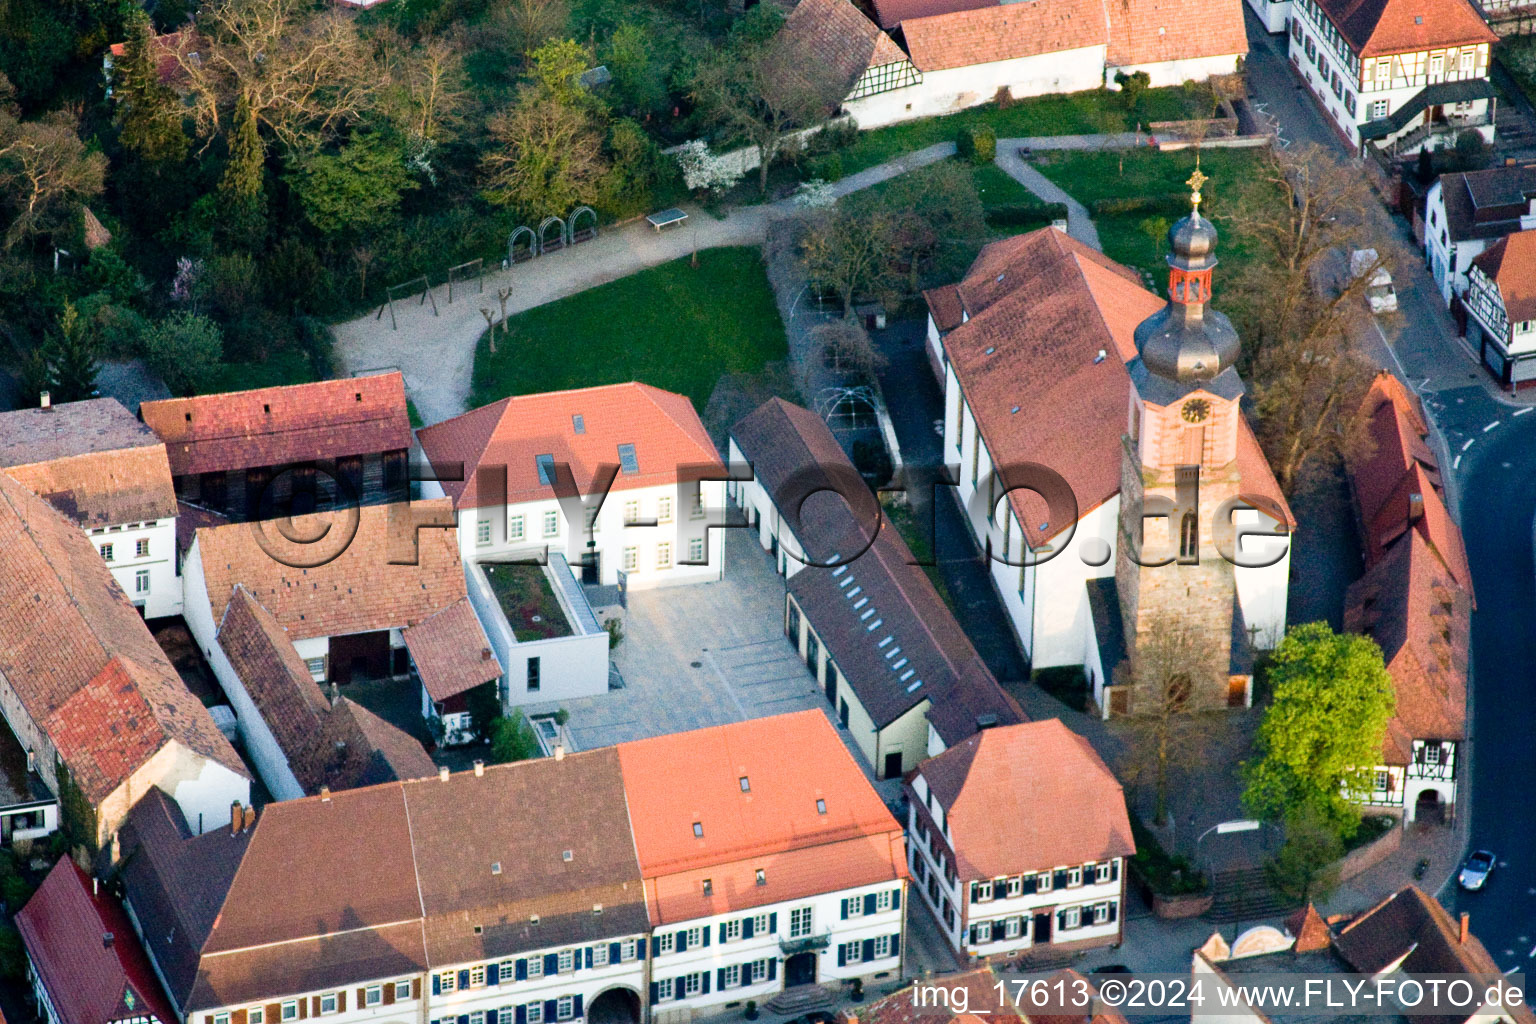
[538,215,567,254]
[508,225,537,264]
[568,205,598,244]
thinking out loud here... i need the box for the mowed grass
[838,86,1211,177]
[470,247,788,411]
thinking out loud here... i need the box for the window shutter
[297,999,307,1020]
[585,947,594,969]
[488,963,500,986]
[544,954,558,976]
[838,944,848,967]
[1024,874,1037,894]
[864,893,877,916]
[339,994,347,1013]
[676,931,688,953]
[891,888,901,911]
[414,981,421,1000]
[743,917,755,940]
[267,1006,281,1022]
[701,928,711,948]
[1111,860,1120,882]
[433,975,442,996]
[1108,902,1118,923]
[719,923,728,943]
[516,959,529,981]
[235,1012,248,1024]
[701,973,711,995]
[518,1006,528,1024]
[768,912,777,933]
[767,958,777,981]
[573,996,583,1018]
[384,986,395,1007]
[1054,869,1068,890]
[461,1015,470,1024]
[460,970,471,990]
[718,968,727,991]
[649,983,659,1004]
[862,939,875,963]
[544,1001,557,1022]
[650,936,660,958]
[889,932,901,956]
[609,942,622,963]
[840,898,850,920]
[637,939,646,961]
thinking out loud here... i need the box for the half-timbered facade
[905,721,1133,960]
[1286,0,1496,154]
[1464,230,1536,387]
[1424,165,1536,305]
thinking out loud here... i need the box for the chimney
[1408,493,1425,523]
[230,801,242,836]
[474,760,485,777]
[482,648,492,661]
[318,786,331,801]
[439,766,451,782]
[39,391,50,410]
[1460,912,1469,944]
[554,743,565,761]
[244,805,256,830]
[103,932,114,950]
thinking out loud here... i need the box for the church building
[923,170,1294,717]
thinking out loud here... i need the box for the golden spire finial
[1187,154,1208,214]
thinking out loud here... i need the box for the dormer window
[739,776,750,792]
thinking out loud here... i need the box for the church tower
[1114,167,1248,712]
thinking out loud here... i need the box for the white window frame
[215,1015,231,1024]
[527,956,546,979]
[655,979,674,1002]
[1004,916,1022,939]
[723,963,741,988]
[624,500,640,524]
[470,965,486,987]
[395,981,411,1001]
[135,569,150,593]
[623,547,638,572]
[1068,866,1083,887]
[320,996,339,1016]
[477,520,492,546]
[365,986,383,1007]
[469,1012,485,1024]
[440,971,458,993]
[500,1011,516,1024]
[1426,743,1442,764]
[656,542,673,570]
[723,918,742,942]
[874,934,894,959]
[620,938,638,961]
[593,944,610,967]
[556,997,575,1021]
[876,889,894,911]
[1093,902,1110,924]
[975,921,993,944]
[509,515,525,541]
[658,497,673,523]
[101,543,114,562]
[1005,876,1023,898]
[544,510,560,537]
[688,537,705,563]
[136,538,149,558]
[1064,906,1082,929]
[683,973,703,998]
[691,492,705,519]
[282,1003,299,1022]
[750,959,768,983]
[657,932,676,955]
[527,1002,545,1024]
[557,948,575,973]
[847,895,867,918]
[1371,99,1388,118]
[251,1010,266,1024]
[753,913,770,935]
[1036,872,1053,894]
[789,906,813,937]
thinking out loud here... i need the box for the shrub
[808,153,844,181]
[605,617,624,650]
[985,203,1068,229]
[992,85,1016,110]
[1128,814,1209,896]
[958,124,997,164]
[806,118,859,156]
[1091,193,1190,217]
[143,312,224,396]
[852,439,893,487]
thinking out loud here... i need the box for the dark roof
[0,398,160,464]
[773,0,913,96]
[140,372,412,477]
[1435,164,1536,243]
[15,859,177,1024]
[1313,0,1495,56]
[870,0,987,29]
[1358,79,1496,139]
[1085,577,1125,681]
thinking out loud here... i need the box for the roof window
[739,776,750,792]
[816,799,827,814]
[617,443,639,474]
[536,454,556,485]
[573,414,586,434]
[755,869,767,886]
[692,821,704,838]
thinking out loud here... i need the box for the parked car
[1352,249,1398,314]
[1458,849,1496,891]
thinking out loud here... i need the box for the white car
[1352,249,1398,315]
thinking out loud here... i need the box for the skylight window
[617,443,639,474]
[755,869,767,886]
[702,879,713,895]
[692,821,704,838]
[536,454,556,485]
[816,799,827,815]
[573,414,586,434]
[739,776,750,792]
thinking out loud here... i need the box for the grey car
[1458,850,1495,891]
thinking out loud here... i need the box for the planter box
[1151,891,1214,919]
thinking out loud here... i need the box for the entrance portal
[785,951,817,987]
[589,988,640,1024]
[1415,788,1445,825]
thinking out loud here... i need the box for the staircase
[1206,867,1300,923]
[765,987,834,1015]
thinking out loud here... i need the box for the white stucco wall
[89,518,180,618]
[1108,53,1244,90]
[1246,0,1292,33]
[429,935,648,1024]
[868,48,1107,126]
[465,561,609,710]
[1230,507,1291,651]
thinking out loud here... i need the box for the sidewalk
[994,141,1102,250]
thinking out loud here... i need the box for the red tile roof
[900,0,1108,72]
[15,859,177,1024]
[417,382,722,511]
[913,719,1134,879]
[1471,230,1536,326]
[1105,0,1248,67]
[140,372,412,477]
[775,0,915,97]
[856,968,1020,1024]
[108,30,187,84]
[1315,0,1495,56]
[402,596,503,702]
[616,710,906,921]
[0,472,245,805]
[870,0,989,29]
[194,499,469,641]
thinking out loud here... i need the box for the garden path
[332,135,1139,423]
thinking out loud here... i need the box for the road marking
[1516,407,1533,416]
[1509,967,1522,976]
[1484,421,1500,432]
[1462,438,1476,451]
[1454,455,1462,470]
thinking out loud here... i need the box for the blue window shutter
[718,923,727,943]
[1112,860,1120,882]
[892,888,901,911]
[517,1007,527,1024]
[1024,874,1037,894]
[701,973,711,995]
[864,893,877,916]
[767,958,777,981]
[544,1001,557,1022]
[433,975,441,996]
[837,944,847,967]
[677,931,688,953]
[889,932,901,956]
[717,968,727,990]
[1054,869,1068,890]
[573,996,583,1018]
[460,971,471,989]
[649,983,659,1004]
[768,913,777,933]
[609,942,621,963]
[460,1015,470,1024]
[544,954,558,976]
[516,959,528,981]
[743,917,755,940]
[585,947,594,969]
[488,963,500,986]
[862,939,875,962]
[649,936,659,958]
[701,928,710,948]
[637,939,646,961]
[840,898,849,920]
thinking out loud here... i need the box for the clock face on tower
[1181,398,1211,424]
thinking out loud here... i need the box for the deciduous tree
[0,107,106,250]
[1242,622,1396,839]
[480,92,607,217]
[290,133,418,237]
[800,203,902,319]
[143,310,224,396]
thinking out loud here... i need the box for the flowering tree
[675,140,743,195]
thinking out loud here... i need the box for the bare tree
[800,205,903,320]
[0,109,106,250]
[1110,613,1224,827]
[176,0,378,154]
[810,319,886,381]
[1224,143,1396,494]
[480,94,608,216]
[380,31,472,146]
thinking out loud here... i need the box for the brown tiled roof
[914,719,1134,879]
[941,229,1163,543]
[1105,0,1247,67]
[1286,904,1333,952]
[216,586,434,794]
[0,398,175,527]
[402,597,503,702]
[1315,0,1494,56]
[0,472,246,804]
[417,382,721,511]
[335,698,437,785]
[870,0,988,29]
[774,0,915,98]
[900,0,1107,72]
[855,968,1019,1024]
[1343,531,1469,764]
[175,500,228,555]
[15,859,177,1024]
[617,711,906,922]
[140,372,412,477]
[1236,417,1297,529]
[1471,230,1536,325]
[194,499,467,641]
[924,285,965,332]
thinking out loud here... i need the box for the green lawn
[837,86,1212,178]
[471,247,787,410]
[1497,37,1536,108]
[482,563,571,642]
[1031,147,1283,286]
